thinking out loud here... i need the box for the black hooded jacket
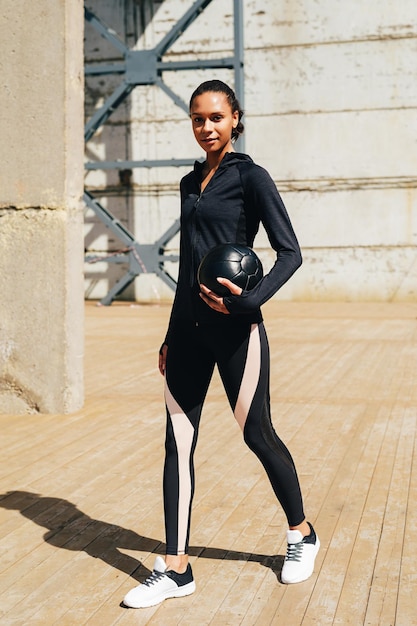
[164,152,302,345]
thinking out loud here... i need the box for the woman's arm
[223,165,302,314]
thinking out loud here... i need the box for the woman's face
[190,91,239,157]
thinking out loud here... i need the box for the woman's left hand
[199,278,242,314]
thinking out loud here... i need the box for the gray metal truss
[84,0,244,304]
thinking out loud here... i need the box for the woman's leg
[164,323,215,562]
[122,322,213,608]
[215,320,319,584]
[216,321,305,527]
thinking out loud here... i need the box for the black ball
[197,243,263,297]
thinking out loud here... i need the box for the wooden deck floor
[1,301,416,626]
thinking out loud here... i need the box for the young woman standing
[123,80,319,609]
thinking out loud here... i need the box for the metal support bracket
[125,50,158,85]
[84,191,179,305]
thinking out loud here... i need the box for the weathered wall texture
[85,0,417,302]
[0,1,85,413]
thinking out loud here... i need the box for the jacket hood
[193,152,253,177]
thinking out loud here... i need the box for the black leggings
[163,319,305,555]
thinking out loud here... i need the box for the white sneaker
[281,522,320,584]
[123,556,196,609]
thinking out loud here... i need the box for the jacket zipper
[189,192,202,286]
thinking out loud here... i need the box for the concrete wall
[0,1,85,413]
[84,0,417,302]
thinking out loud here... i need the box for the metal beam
[154,0,214,57]
[84,7,129,55]
[84,81,134,143]
[85,158,197,170]
[234,0,245,111]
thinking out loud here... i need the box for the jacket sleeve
[223,165,302,314]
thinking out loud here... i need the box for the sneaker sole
[123,580,196,609]
[281,537,321,584]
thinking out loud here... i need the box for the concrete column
[0,1,84,413]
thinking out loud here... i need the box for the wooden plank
[331,403,405,625]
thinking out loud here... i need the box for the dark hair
[189,79,244,142]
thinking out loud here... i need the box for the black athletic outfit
[163,152,305,555]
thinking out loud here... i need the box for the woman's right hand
[159,343,168,376]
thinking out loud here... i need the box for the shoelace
[142,569,166,587]
[285,541,304,562]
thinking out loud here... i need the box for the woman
[123,80,319,609]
